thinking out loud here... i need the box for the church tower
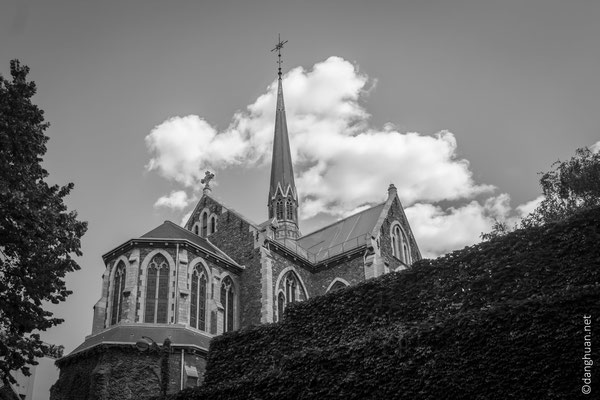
[268,37,299,240]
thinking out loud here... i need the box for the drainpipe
[175,243,180,323]
[180,348,185,390]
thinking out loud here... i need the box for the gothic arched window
[286,199,294,220]
[193,224,199,235]
[190,267,208,331]
[110,261,126,325]
[209,215,217,235]
[201,211,208,237]
[278,271,305,318]
[391,223,411,264]
[277,291,285,322]
[144,254,170,323]
[276,199,284,220]
[220,276,234,332]
[328,280,348,292]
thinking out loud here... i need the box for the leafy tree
[0,60,87,382]
[521,147,600,228]
[479,218,510,241]
[482,146,600,240]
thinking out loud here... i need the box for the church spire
[268,36,299,240]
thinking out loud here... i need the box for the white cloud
[590,140,600,153]
[405,195,508,258]
[146,56,493,218]
[146,56,548,258]
[154,190,194,210]
[404,194,546,258]
[180,210,193,227]
[145,116,250,186]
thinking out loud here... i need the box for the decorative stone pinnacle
[201,171,215,195]
[388,183,397,196]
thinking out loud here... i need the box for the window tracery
[391,223,411,264]
[110,261,126,325]
[221,276,234,332]
[190,267,207,331]
[276,199,284,220]
[144,253,169,323]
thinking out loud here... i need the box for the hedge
[162,206,600,399]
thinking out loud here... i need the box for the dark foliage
[158,205,600,400]
[0,60,87,382]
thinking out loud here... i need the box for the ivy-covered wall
[51,346,205,400]
[161,206,600,399]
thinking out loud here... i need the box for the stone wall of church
[268,249,368,321]
[198,196,264,328]
[309,256,366,295]
[269,250,312,299]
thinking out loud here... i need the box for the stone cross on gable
[201,171,215,194]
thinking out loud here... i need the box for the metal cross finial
[271,34,288,77]
[201,171,215,194]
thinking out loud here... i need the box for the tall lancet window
[391,223,411,265]
[144,254,170,323]
[277,292,285,321]
[110,261,126,325]
[286,199,294,220]
[201,211,208,237]
[220,276,234,332]
[209,215,217,235]
[276,199,284,220]
[190,268,208,331]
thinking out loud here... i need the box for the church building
[51,44,421,398]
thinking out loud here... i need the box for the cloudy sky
[2,0,599,396]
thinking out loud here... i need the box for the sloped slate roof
[140,221,238,266]
[141,220,214,249]
[297,203,385,258]
[65,324,212,360]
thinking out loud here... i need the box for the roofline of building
[267,237,371,271]
[299,202,385,240]
[185,193,259,230]
[57,324,212,365]
[101,237,244,272]
[56,341,209,366]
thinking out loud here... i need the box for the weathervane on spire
[201,170,215,195]
[271,34,288,77]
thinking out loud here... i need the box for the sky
[2,0,600,397]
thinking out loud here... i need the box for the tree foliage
[521,146,600,227]
[482,146,600,239]
[0,60,87,382]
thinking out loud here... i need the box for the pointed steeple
[268,75,296,201]
[268,36,299,240]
